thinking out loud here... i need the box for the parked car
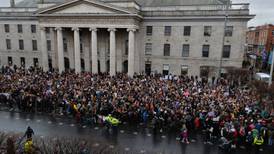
[254,73,270,82]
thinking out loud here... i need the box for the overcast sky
[0,0,273,27]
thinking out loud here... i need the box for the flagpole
[269,49,274,86]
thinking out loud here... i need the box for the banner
[268,51,273,65]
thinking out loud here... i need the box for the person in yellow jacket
[24,138,33,154]
[253,135,264,152]
[105,114,120,127]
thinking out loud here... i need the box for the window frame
[31,25,36,33]
[145,43,152,56]
[17,24,23,33]
[4,24,9,33]
[19,39,24,50]
[182,44,190,57]
[223,45,231,58]
[184,26,191,36]
[181,65,188,76]
[202,45,210,57]
[32,40,38,51]
[164,26,172,36]
[6,39,11,50]
[163,44,170,56]
[204,26,212,37]
[225,26,233,37]
[146,26,153,36]
[47,40,51,51]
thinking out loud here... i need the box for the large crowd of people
[0,65,274,152]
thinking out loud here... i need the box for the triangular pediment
[38,0,133,15]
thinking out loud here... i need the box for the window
[18,24,23,33]
[80,43,83,53]
[125,40,128,55]
[204,26,212,36]
[225,26,233,37]
[145,43,152,55]
[181,65,188,76]
[6,39,11,50]
[223,45,231,58]
[200,66,209,77]
[81,59,85,71]
[19,39,24,50]
[46,27,50,34]
[164,26,172,36]
[184,26,191,36]
[20,57,25,67]
[32,40,37,51]
[31,25,36,33]
[8,57,12,65]
[163,44,170,56]
[146,26,153,36]
[4,24,9,33]
[63,38,68,52]
[182,44,190,57]
[202,45,210,57]
[163,64,170,75]
[47,40,51,51]
[33,58,38,67]
[272,30,274,36]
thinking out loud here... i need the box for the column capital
[108,28,116,32]
[55,27,62,31]
[127,28,136,32]
[40,26,46,31]
[72,27,79,31]
[89,27,98,32]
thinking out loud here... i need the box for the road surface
[0,111,273,154]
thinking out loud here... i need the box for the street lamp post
[218,0,230,78]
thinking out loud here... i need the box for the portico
[37,0,141,76]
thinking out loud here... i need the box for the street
[0,111,273,154]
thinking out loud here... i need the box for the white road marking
[161,135,166,139]
[82,125,87,128]
[15,117,20,120]
[93,143,100,147]
[140,150,146,153]
[125,147,130,151]
[48,121,52,124]
[147,133,151,137]
[70,124,75,127]
[120,130,125,133]
[94,127,99,130]
[26,118,30,121]
[109,145,114,149]
[58,122,63,126]
[133,132,138,135]
[36,120,41,123]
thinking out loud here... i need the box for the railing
[0,7,37,13]
[141,3,249,11]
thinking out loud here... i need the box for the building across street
[0,0,253,77]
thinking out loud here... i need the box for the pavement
[0,111,273,154]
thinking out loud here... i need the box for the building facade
[0,0,253,77]
[247,24,274,55]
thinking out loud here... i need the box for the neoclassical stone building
[0,0,253,77]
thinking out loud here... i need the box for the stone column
[90,28,98,74]
[108,28,116,76]
[72,27,81,73]
[127,28,136,77]
[40,26,49,72]
[55,27,64,73]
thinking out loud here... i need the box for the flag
[268,51,273,65]
[262,49,267,62]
